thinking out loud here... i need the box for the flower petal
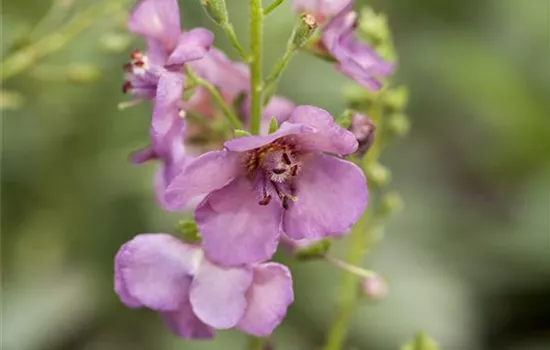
[237,263,294,336]
[150,71,184,138]
[114,233,202,311]
[283,153,368,239]
[165,150,240,210]
[128,0,181,54]
[162,300,215,339]
[167,28,214,66]
[224,122,314,152]
[195,176,283,265]
[288,105,358,155]
[189,259,253,329]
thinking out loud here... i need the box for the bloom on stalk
[166,106,368,266]
[292,0,352,23]
[122,0,213,100]
[322,3,393,90]
[115,233,293,338]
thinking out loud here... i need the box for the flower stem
[186,67,243,130]
[249,0,263,134]
[248,336,264,350]
[221,23,249,61]
[323,93,386,350]
[263,45,296,105]
[0,0,130,82]
[263,0,285,16]
[322,212,373,350]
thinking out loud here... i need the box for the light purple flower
[122,0,214,99]
[115,233,293,338]
[322,3,393,90]
[166,106,368,266]
[292,0,352,23]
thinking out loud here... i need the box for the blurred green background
[2,0,549,349]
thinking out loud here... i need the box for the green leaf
[400,331,439,350]
[268,116,279,134]
[175,220,201,243]
[234,129,252,138]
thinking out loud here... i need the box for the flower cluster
[114,0,394,341]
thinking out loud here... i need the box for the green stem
[186,68,243,130]
[322,212,373,350]
[0,0,130,82]
[263,0,285,16]
[324,93,386,350]
[263,45,296,105]
[221,23,249,61]
[248,0,263,134]
[248,336,264,350]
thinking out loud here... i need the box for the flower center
[122,50,152,94]
[245,141,302,209]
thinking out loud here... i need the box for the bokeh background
[2,0,549,349]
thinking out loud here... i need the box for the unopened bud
[291,14,318,49]
[387,113,410,137]
[365,162,391,187]
[358,7,389,45]
[175,220,201,243]
[0,90,25,110]
[200,0,228,26]
[401,331,439,350]
[383,86,408,112]
[377,191,404,217]
[100,33,132,53]
[67,64,101,83]
[360,273,387,300]
[349,113,376,157]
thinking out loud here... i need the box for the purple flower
[292,0,353,23]
[115,233,294,338]
[349,112,375,157]
[122,0,214,99]
[322,3,393,90]
[166,106,368,266]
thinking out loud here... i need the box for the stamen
[122,81,132,94]
[272,168,286,175]
[123,63,132,72]
[258,194,272,206]
[134,60,145,68]
[282,153,291,165]
[290,165,298,176]
[282,196,290,210]
[131,49,142,60]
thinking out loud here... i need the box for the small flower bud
[100,33,132,53]
[360,273,387,300]
[401,331,440,350]
[376,191,404,217]
[358,8,389,45]
[383,86,409,112]
[343,84,373,107]
[0,90,25,110]
[349,113,376,157]
[268,116,279,134]
[200,0,229,26]
[175,220,201,243]
[291,14,318,49]
[67,64,101,83]
[387,113,410,137]
[365,162,391,187]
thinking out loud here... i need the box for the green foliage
[400,332,439,350]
